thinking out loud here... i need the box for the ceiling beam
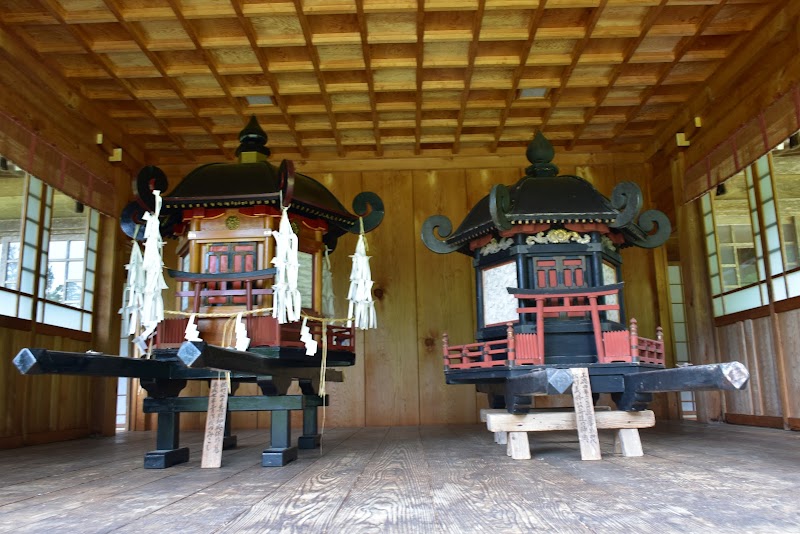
[0,22,146,171]
[540,1,609,133]
[453,0,486,155]
[291,0,345,157]
[567,0,668,150]
[100,0,234,159]
[230,0,308,159]
[489,1,548,152]
[355,0,383,157]
[611,0,731,150]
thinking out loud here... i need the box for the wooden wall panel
[710,314,789,422]
[717,322,754,415]
[362,170,420,426]
[319,172,367,429]
[777,309,800,418]
[0,328,93,448]
[753,317,785,418]
[413,169,476,424]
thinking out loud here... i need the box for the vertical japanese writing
[201,378,228,468]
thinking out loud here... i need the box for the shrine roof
[162,160,356,228]
[421,131,671,255]
[121,116,384,248]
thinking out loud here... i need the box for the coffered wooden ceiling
[0,0,786,164]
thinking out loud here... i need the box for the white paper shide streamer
[233,312,250,352]
[299,317,318,356]
[347,232,377,330]
[122,240,144,336]
[271,206,301,324]
[184,313,202,342]
[321,247,335,318]
[133,191,169,351]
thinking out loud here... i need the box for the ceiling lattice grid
[0,0,783,163]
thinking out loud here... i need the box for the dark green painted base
[223,435,237,450]
[144,447,190,469]
[262,447,298,467]
[298,434,321,449]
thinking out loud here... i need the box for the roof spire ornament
[525,131,558,177]
[236,114,270,159]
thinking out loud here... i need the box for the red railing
[443,324,517,370]
[155,268,355,353]
[442,284,665,371]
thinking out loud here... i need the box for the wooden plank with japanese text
[570,368,601,461]
[201,378,228,468]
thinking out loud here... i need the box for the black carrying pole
[615,361,749,411]
[13,348,172,379]
[504,368,574,413]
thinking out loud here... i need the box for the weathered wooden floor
[1,421,799,533]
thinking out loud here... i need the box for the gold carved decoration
[526,229,591,245]
[225,215,240,230]
[480,237,514,256]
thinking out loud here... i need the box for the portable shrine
[14,116,383,469]
[121,115,383,363]
[421,132,749,413]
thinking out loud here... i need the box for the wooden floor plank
[325,426,436,533]
[222,427,391,533]
[0,422,798,533]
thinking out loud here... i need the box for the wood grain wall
[0,329,93,448]
[713,310,800,430]
[0,216,124,449]
[128,161,670,431]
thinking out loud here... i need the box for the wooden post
[506,431,531,460]
[671,154,721,422]
[570,368,601,461]
[201,378,228,468]
[505,323,515,363]
[630,318,639,363]
[589,296,605,361]
[536,297,545,357]
[614,428,644,457]
[442,332,449,370]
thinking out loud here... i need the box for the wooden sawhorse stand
[483,368,655,460]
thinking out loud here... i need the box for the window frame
[0,168,100,334]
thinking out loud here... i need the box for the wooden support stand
[483,368,655,461]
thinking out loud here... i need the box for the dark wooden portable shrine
[13,116,384,468]
[421,132,749,413]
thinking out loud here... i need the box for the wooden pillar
[89,213,124,437]
[671,154,721,422]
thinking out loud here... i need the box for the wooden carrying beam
[178,341,352,374]
[485,409,656,433]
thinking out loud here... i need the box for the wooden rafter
[414,0,424,155]
[609,0,732,146]
[291,0,345,157]
[489,1,549,153]
[99,0,234,159]
[539,1,609,133]
[567,0,669,150]
[164,0,248,130]
[0,0,787,163]
[35,0,196,162]
[229,0,307,159]
[355,0,383,157]
[453,0,486,155]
